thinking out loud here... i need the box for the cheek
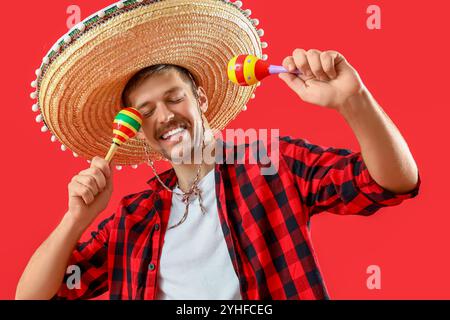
[180,102,201,124]
[141,121,157,140]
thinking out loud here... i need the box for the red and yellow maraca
[105,107,143,162]
[228,54,301,86]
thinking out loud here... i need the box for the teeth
[162,127,185,140]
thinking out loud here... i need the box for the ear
[197,86,209,113]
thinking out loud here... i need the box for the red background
[1,0,448,299]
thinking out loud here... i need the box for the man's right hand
[16,157,114,300]
[67,156,114,231]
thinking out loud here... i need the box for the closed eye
[143,108,155,118]
[142,97,185,118]
[168,98,184,104]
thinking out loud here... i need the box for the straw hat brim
[35,0,263,165]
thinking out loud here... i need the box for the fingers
[73,175,99,195]
[282,56,296,72]
[292,49,313,77]
[68,157,112,206]
[290,49,340,81]
[79,167,107,191]
[320,51,337,79]
[306,49,330,81]
[68,180,95,205]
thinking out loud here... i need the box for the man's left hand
[279,49,365,111]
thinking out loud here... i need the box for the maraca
[228,54,301,86]
[105,107,143,163]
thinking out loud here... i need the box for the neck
[170,138,216,193]
[172,161,215,193]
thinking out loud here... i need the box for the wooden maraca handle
[105,143,119,163]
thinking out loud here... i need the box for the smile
[160,125,188,141]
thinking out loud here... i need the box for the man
[17,0,419,300]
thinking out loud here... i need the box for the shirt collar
[146,167,178,192]
[146,163,225,194]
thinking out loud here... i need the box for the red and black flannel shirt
[53,136,420,300]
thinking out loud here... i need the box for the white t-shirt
[156,169,242,300]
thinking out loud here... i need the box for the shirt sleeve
[51,213,115,300]
[279,136,421,219]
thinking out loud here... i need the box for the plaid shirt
[53,136,420,300]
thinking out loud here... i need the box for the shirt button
[154,224,160,231]
[149,263,156,271]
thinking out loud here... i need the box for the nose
[154,102,175,124]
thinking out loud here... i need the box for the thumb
[279,73,307,97]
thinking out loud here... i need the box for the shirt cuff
[356,159,421,206]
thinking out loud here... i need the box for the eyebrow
[136,87,184,110]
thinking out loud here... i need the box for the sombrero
[30,0,268,167]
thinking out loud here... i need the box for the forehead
[128,69,189,105]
